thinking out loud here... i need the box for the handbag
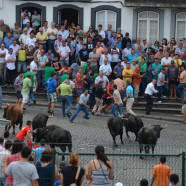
[70,167,81,186]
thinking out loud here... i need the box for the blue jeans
[37,70,45,86]
[61,96,70,116]
[70,104,89,121]
[42,43,47,52]
[27,88,35,104]
[60,60,69,67]
[112,103,123,117]
[177,83,186,103]
[48,40,55,53]
[141,77,147,94]
[17,61,26,72]
[119,90,124,100]
[88,91,95,108]
[157,86,163,101]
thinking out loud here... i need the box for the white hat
[115,182,123,186]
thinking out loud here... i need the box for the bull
[32,114,53,141]
[2,104,23,135]
[107,117,124,147]
[121,114,144,141]
[35,125,72,160]
[138,124,167,157]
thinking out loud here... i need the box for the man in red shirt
[16,121,34,144]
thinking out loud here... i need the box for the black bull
[35,125,72,160]
[32,114,53,141]
[107,115,144,146]
[138,124,167,155]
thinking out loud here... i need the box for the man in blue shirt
[127,49,138,64]
[3,32,14,49]
[34,139,46,165]
[152,58,162,79]
[44,73,57,116]
[123,80,136,115]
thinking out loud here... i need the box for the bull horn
[160,124,167,129]
[48,115,53,118]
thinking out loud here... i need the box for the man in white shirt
[5,48,16,87]
[25,22,32,34]
[161,52,172,70]
[0,43,8,83]
[95,70,109,89]
[99,58,112,77]
[21,9,31,28]
[99,49,111,66]
[9,39,20,55]
[57,25,69,39]
[98,24,105,39]
[144,79,158,115]
[30,56,40,75]
[26,32,36,49]
[58,40,70,66]
[69,89,90,123]
[47,21,58,53]
[19,28,29,46]
[42,21,48,33]
[122,42,131,59]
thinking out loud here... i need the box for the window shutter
[149,20,158,43]
[107,11,116,31]
[138,20,147,39]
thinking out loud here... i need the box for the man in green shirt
[136,52,147,68]
[82,60,91,75]
[140,58,147,94]
[23,66,37,106]
[56,79,72,117]
[44,62,55,82]
[21,74,36,110]
[60,70,69,83]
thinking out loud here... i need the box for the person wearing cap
[37,49,48,86]
[23,66,37,106]
[161,52,172,71]
[122,32,131,49]
[19,28,29,47]
[47,21,58,53]
[105,24,114,40]
[133,66,144,102]
[16,42,27,73]
[122,62,133,83]
[152,58,162,80]
[136,52,147,68]
[122,42,131,59]
[127,49,138,64]
[167,60,179,99]
[144,79,158,115]
[141,38,147,50]
[124,80,136,115]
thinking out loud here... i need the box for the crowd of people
[0,15,186,120]
[0,129,180,186]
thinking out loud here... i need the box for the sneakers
[66,113,71,118]
[50,111,54,117]
[48,111,51,114]
[158,101,162,103]
[33,100,36,104]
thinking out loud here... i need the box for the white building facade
[0,0,186,43]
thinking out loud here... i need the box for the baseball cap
[115,183,123,186]
[40,49,45,53]
[136,67,140,70]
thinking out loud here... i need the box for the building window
[96,10,117,31]
[137,11,159,43]
[176,12,186,42]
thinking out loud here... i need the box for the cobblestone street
[0,105,186,185]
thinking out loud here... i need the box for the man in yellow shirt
[174,53,182,70]
[36,27,48,52]
[122,62,133,83]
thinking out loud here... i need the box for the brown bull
[2,104,23,135]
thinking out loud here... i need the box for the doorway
[60,9,79,26]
